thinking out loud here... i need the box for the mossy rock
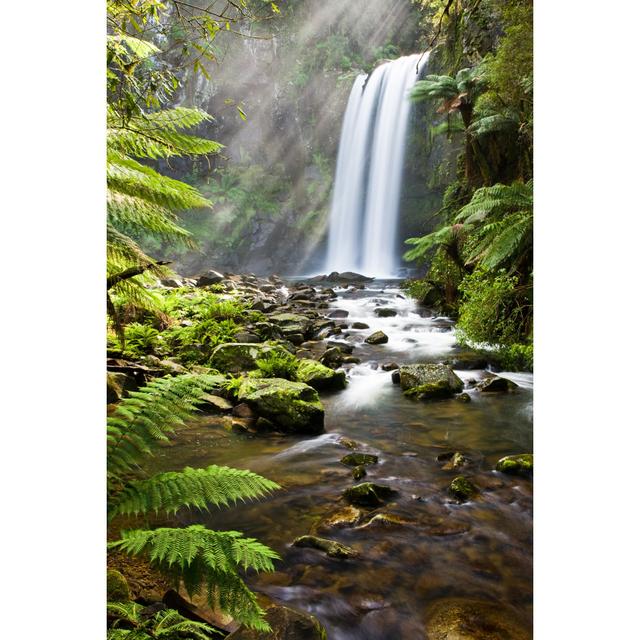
[343,482,396,507]
[315,506,363,532]
[340,452,379,467]
[496,453,533,476]
[398,364,463,396]
[456,392,471,403]
[227,602,327,640]
[359,513,412,529]
[107,569,131,602]
[365,330,389,344]
[237,377,324,434]
[210,343,292,374]
[449,476,477,502]
[477,375,518,393]
[374,307,398,317]
[293,535,357,559]
[295,358,347,391]
[352,465,367,480]
[424,598,531,640]
[440,452,466,470]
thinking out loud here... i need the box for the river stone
[328,309,349,318]
[296,358,347,391]
[236,377,324,434]
[351,322,370,329]
[233,331,261,343]
[449,476,477,502]
[496,453,533,475]
[343,482,396,507]
[200,393,233,412]
[477,375,518,392]
[443,352,489,370]
[316,506,363,532]
[374,307,398,317]
[320,346,344,368]
[365,330,389,345]
[456,392,471,403]
[424,598,531,640]
[399,364,464,397]
[440,452,466,470]
[293,535,358,559]
[107,371,137,403]
[359,513,412,529]
[352,465,367,480]
[341,452,379,467]
[196,269,224,287]
[227,602,327,640]
[210,343,292,373]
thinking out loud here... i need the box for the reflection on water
[149,280,533,639]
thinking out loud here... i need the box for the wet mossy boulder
[293,535,357,559]
[237,377,324,434]
[295,358,346,391]
[319,346,344,368]
[496,453,533,476]
[374,307,398,317]
[315,506,363,532]
[210,343,292,374]
[365,330,389,344]
[438,451,466,470]
[340,452,379,467]
[227,602,327,640]
[477,375,518,393]
[343,482,396,507]
[351,321,370,329]
[399,364,464,397]
[352,465,367,480]
[424,598,531,640]
[268,313,313,340]
[107,569,131,602]
[449,476,477,502]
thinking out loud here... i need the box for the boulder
[443,352,489,370]
[292,535,357,559]
[316,506,363,532]
[210,343,292,374]
[449,476,477,502]
[232,403,255,419]
[107,371,137,403]
[424,598,531,640]
[320,347,344,368]
[233,331,262,344]
[477,375,518,392]
[328,309,349,318]
[196,269,224,287]
[351,322,370,329]
[374,307,397,317]
[107,569,131,602]
[340,452,379,467]
[200,393,233,412]
[296,358,347,391]
[496,453,533,475]
[237,378,324,434]
[343,482,396,507]
[365,330,389,345]
[352,465,367,480]
[227,602,327,640]
[399,364,463,399]
[456,392,471,403]
[268,313,313,339]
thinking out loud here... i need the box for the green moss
[340,453,379,467]
[292,535,357,559]
[343,482,395,507]
[449,476,477,502]
[352,465,367,481]
[106,569,130,602]
[296,358,347,391]
[404,380,456,400]
[496,453,533,476]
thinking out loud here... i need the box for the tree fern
[110,465,280,518]
[110,526,280,630]
[107,601,220,639]
[107,374,221,483]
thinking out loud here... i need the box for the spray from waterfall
[325,53,428,277]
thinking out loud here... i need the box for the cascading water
[325,53,428,277]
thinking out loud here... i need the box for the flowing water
[150,281,533,639]
[325,54,428,276]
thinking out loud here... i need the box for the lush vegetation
[404,0,533,367]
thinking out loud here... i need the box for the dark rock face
[227,602,327,640]
[365,330,389,345]
[424,598,532,640]
[477,375,518,392]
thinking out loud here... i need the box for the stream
[152,280,533,639]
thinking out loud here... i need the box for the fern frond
[107,374,220,483]
[110,525,280,631]
[110,465,280,518]
[454,181,532,224]
[403,225,456,262]
[469,113,519,138]
[410,75,459,102]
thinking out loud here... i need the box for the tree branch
[107,261,172,290]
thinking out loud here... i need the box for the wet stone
[340,452,379,467]
[449,476,477,502]
[292,535,358,559]
[343,482,396,507]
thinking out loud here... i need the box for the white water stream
[325,53,428,276]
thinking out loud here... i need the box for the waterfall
[325,53,428,277]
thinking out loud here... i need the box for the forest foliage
[405,0,533,366]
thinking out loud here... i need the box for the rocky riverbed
[108,270,533,639]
